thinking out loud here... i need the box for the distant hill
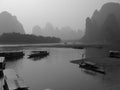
[32,22,83,41]
[0,11,25,34]
[81,2,120,44]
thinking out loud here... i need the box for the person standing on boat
[81,49,86,64]
[82,49,86,59]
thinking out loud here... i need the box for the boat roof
[3,69,28,90]
[109,50,120,53]
[0,57,5,62]
[0,50,23,53]
[4,69,19,79]
[84,61,96,65]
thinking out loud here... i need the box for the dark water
[0,47,120,90]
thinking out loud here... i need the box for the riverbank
[0,43,106,49]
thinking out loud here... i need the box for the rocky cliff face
[81,2,120,43]
[0,11,25,34]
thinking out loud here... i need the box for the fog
[0,0,119,33]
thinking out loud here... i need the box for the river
[0,46,120,90]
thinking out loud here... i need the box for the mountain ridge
[0,11,25,34]
[32,23,83,41]
[81,2,120,44]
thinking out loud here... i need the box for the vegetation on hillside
[0,33,61,44]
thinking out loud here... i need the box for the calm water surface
[1,47,120,90]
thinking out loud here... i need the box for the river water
[0,46,120,90]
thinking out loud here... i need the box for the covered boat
[109,50,120,58]
[28,50,49,59]
[0,51,24,61]
[79,61,105,74]
[3,69,28,90]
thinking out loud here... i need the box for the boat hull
[79,64,105,74]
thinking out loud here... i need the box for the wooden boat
[79,61,105,74]
[0,51,24,61]
[109,50,120,58]
[3,69,28,90]
[28,51,49,59]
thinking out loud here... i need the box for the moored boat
[28,50,49,59]
[0,51,24,61]
[109,50,120,58]
[79,61,105,74]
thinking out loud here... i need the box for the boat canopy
[109,50,120,53]
[84,61,96,66]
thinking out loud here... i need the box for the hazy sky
[0,0,120,33]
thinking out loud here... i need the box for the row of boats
[0,50,49,61]
[0,50,49,90]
